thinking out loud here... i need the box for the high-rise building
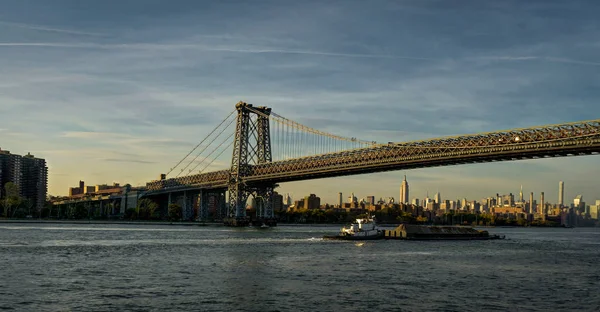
[540,192,545,215]
[434,192,441,204]
[348,193,357,204]
[20,153,48,212]
[338,192,343,208]
[0,149,47,213]
[558,181,564,207]
[519,185,523,203]
[303,194,321,210]
[366,196,375,206]
[272,192,284,212]
[400,175,409,204]
[529,192,534,214]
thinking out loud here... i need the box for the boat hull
[323,233,384,241]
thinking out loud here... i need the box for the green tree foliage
[168,204,182,221]
[3,182,22,217]
[137,198,159,220]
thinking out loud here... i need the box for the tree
[137,198,158,220]
[168,203,182,221]
[3,182,22,218]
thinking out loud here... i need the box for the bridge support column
[226,102,275,227]
[198,189,227,222]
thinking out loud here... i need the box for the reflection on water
[0,223,599,311]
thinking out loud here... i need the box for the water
[0,224,599,312]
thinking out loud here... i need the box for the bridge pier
[198,189,227,222]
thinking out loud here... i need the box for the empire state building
[400,175,409,204]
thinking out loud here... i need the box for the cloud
[103,158,156,164]
[480,55,600,66]
[0,20,107,37]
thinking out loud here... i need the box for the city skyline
[1,1,599,200]
[280,175,595,208]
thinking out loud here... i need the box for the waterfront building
[0,148,47,213]
[400,175,409,204]
[338,192,343,208]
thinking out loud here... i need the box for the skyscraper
[434,191,441,204]
[519,185,523,203]
[529,192,534,214]
[338,192,343,208]
[558,181,564,207]
[400,175,409,204]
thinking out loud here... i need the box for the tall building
[366,196,375,206]
[434,191,441,204]
[0,149,22,198]
[540,192,545,215]
[529,192,534,214]
[338,192,343,208]
[400,175,409,204]
[272,192,284,212]
[303,194,321,210]
[519,185,523,203]
[348,193,357,204]
[0,149,47,213]
[21,153,48,212]
[558,181,564,207]
[412,198,419,206]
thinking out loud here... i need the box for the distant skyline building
[338,192,343,208]
[540,192,545,215]
[529,192,534,214]
[348,192,357,204]
[366,196,375,206]
[434,191,441,204]
[559,181,564,207]
[400,175,409,204]
[519,185,523,203]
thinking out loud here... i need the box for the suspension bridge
[143,101,600,226]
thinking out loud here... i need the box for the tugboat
[323,216,384,240]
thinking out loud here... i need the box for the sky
[1,0,599,205]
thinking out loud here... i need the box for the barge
[383,224,505,240]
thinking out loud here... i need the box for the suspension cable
[188,131,235,174]
[176,115,237,177]
[166,109,236,177]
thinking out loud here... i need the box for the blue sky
[1,0,599,205]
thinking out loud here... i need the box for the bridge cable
[175,113,237,177]
[166,109,236,177]
[186,127,236,175]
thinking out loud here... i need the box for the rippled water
[0,223,599,311]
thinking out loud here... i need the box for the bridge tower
[226,101,275,226]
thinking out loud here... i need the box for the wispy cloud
[0,20,107,37]
[481,56,600,66]
[0,41,436,60]
[103,158,156,164]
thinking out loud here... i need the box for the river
[0,223,598,311]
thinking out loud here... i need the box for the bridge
[144,101,600,226]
